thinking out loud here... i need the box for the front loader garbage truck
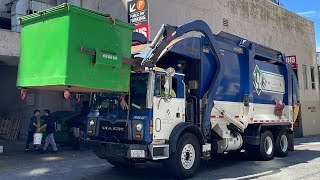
[84,20,299,179]
[16,5,299,179]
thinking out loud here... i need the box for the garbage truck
[16,4,299,179]
[84,21,300,178]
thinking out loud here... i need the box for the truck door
[153,73,185,140]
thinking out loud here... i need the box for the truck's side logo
[166,109,170,116]
[253,65,285,95]
[165,109,171,118]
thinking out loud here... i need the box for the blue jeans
[43,133,58,151]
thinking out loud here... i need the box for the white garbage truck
[83,20,300,179]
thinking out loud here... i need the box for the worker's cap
[44,109,51,114]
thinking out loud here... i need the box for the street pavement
[1,136,320,180]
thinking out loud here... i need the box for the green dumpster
[40,111,81,144]
[17,4,134,92]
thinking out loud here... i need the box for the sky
[281,0,320,52]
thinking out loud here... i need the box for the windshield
[89,73,149,119]
[92,92,128,120]
[130,73,149,114]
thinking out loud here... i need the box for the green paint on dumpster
[17,4,134,92]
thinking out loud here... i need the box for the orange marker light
[135,134,141,139]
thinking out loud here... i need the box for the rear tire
[164,133,201,179]
[274,130,289,157]
[246,130,274,161]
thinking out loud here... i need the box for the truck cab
[85,68,191,161]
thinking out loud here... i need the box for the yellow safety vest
[160,89,176,98]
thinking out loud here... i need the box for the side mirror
[164,76,172,100]
[166,67,175,77]
[164,67,175,100]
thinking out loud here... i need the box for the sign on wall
[286,55,297,69]
[128,0,150,40]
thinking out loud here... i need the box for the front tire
[164,133,201,179]
[274,130,289,157]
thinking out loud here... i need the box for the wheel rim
[181,144,196,170]
[280,135,288,152]
[264,136,273,155]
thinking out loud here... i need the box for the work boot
[24,149,29,152]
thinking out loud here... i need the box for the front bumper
[82,139,148,160]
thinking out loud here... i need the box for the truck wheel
[274,130,289,157]
[164,133,201,179]
[247,131,274,161]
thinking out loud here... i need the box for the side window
[155,74,162,96]
[310,66,316,90]
[172,76,184,98]
[302,64,308,90]
[155,73,177,98]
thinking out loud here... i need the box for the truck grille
[98,120,128,142]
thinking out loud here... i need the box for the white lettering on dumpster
[102,53,118,61]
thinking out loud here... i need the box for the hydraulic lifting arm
[140,20,226,137]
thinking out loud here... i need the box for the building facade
[0,0,319,137]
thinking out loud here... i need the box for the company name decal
[253,65,285,95]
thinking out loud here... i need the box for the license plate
[130,150,145,158]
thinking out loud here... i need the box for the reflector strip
[210,116,291,123]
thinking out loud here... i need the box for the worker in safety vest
[160,76,176,98]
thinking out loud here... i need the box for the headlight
[136,123,143,132]
[89,119,95,126]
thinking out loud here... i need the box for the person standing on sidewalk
[39,109,58,153]
[25,110,40,152]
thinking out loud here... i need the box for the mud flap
[288,132,294,151]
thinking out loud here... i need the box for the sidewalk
[0,138,26,154]
[0,137,92,172]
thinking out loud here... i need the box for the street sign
[286,55,297,69]
[128,0,149,40]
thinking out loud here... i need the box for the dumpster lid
[19,3,133,30]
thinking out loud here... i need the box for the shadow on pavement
[89,147,320,180]
[1,136,320,179]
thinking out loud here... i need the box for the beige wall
[108,0,319,136]
[0,29,19,57]
[0,0,318,136]
[147,0,319,136]
[0,0,12,12]
[300,101,320,136]
[58,0,320,136]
